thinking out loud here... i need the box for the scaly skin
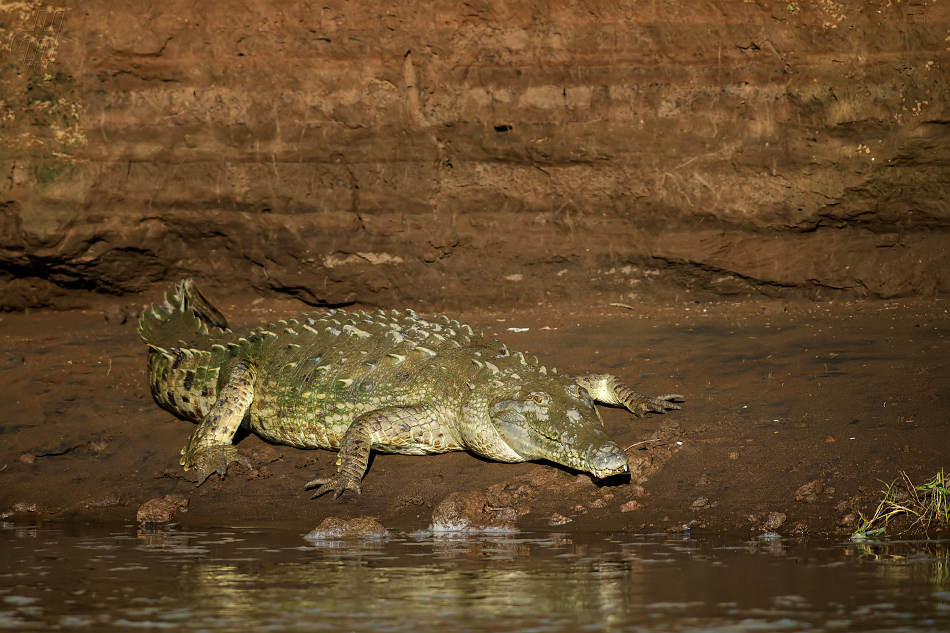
[139,280,683,496]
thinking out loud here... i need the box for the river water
[1,523,948,631]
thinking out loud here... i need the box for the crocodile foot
[184,445,253,486]
[305,472,363,499]
[572,374,684,418]
[625,393,684,418]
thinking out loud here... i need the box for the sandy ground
[1,293,947,537]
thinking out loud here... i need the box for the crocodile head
[478,377,629,479]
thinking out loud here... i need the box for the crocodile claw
[305,474,363,499]
[184,445,253,486]
[628,393,684,418]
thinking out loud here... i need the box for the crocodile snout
[586,442,628,478]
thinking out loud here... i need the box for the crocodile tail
[138,279,230,350]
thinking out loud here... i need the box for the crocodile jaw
[489,403,630,478]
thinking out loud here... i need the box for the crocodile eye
[531,392,550,407]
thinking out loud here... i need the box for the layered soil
[2,0,950,312]
[2,291,947,537]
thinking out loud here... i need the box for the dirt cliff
[2,0,949,310]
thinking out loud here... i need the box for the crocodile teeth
[484,361,500,376]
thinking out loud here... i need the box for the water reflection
[851,539,950,587]
[1,523,948,631]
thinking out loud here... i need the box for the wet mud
[1,295,948,537]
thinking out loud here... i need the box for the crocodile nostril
[587,442,628,472]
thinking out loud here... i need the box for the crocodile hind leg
[573,374,683,418]
[306,405,446,498]
[180,358,257,485]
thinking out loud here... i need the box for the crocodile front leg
[573,373,683,418]
[305,405,445,498]
[180,358,256,485]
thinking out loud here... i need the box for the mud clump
[620,500,644,513]
[305,516,390,541]
[430,491,518,533]
[765,512,787,530]
[1,502,39,519]
[136,494,189,524]
[795,481,826,503]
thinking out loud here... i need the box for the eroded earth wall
[2,0,948,310]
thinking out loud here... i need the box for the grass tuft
[851,469,949,541]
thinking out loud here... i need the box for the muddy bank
[2,293,947,536]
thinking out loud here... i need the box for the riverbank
[2,294,947,537]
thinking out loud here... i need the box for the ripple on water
[0,525,947,632]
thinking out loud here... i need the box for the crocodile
[139,280,683,498]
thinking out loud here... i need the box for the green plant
[851,469,949,541]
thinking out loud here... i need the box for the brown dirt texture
[2,0,949,311]
[2,292,947,537]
